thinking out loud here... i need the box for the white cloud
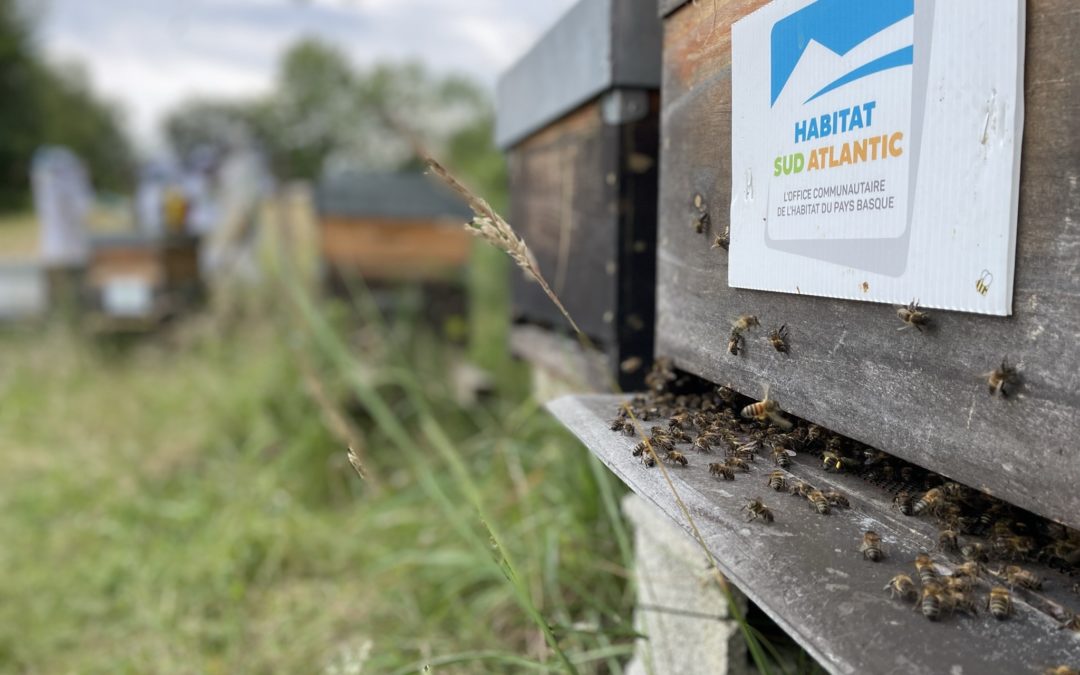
[32,0,577,153]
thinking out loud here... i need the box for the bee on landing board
[893,491,914,516]
[985,357,1019,397]
[987,586,1013,620]
[920,581,947,621]
[771,446,794,469]
[709,462,735,480]
[742,497,774,523]
[1002,565,1042,590]
[807,490,830,515]
[914,554,938,585]
[884,573,917,602]
[897,299,931,332]
[823,490,850,509]
[727,329,744,356]
[663,450,688,466]
[912,488,944,517]
[766,470,787,491]
[860,530,884,561]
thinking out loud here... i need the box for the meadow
[0,248,637,673]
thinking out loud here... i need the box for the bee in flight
[740,387,792,431]
[897,299,931,332]
[732,314,760,332]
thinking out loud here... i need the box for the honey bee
[884,573,917,602]
[664,450,688,466]
[641,454,656,468]
[937,529,959,553]
[766,470,787,491]
[920,581,947,621]
[711,227,730,251]
[949,588,979,617]
[821,450,845,473]
[727,329,744,356]
[731,441,760,461]
[806,424,825,444]
[1003,565,1042,590]
[726,457,750,472]
[742,497,774,523]
[985,357,1018,397]
[807,490,830,515]
[771,446,794,468]
[692,210,710,234]
[914,554,938,585]
[668,412,692,430]
[897,299,931,332]
[709,462,735,480]
[995,535,1036,561]
[1043,668,1080,675]
[860,531,884,562]
[945,575,975,593]
[740,390,792,431]
[820,491,847,509]
[732,315,760,332]
[893,491,914,516]
[786,479,812,498]
[1059,614,1080,633]
[987,585,1013,620]
[768,324,789,353]
[912,488,944,517]
[952,561,981,579]
[692,435,714,453]
[961,543,989,563]
[609,417,628,432]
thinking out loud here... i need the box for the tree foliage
[164,38,505,203]
[0,0,133,210]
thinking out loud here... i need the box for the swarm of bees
[609,359,1080,646]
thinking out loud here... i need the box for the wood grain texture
[657,1,1080,528]
[508,95,660,389]
[550,394,1080,675]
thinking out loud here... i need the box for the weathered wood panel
[508,95,660,388]
[656,0,1080,528]
[320,216,471,282]
[550,394,1080,675]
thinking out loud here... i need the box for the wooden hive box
[85,233,201,327]
[656,0,1080,530]
[315,171,473,285]
[548,2,1080,672]
[496,0,663,391]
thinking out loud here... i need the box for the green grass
[0,280,635,673]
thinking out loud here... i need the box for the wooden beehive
[85,233,201,327]
[655,0,1080,531]
[315,171,473,284]
[496,0,662,391]
[546,2,1080,672]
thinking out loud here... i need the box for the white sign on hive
[730,0,1024,315]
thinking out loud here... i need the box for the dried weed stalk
[425,157,582,336]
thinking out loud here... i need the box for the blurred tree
[164,38,506,203]
[0,0,133,210]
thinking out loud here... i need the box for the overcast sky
[28,0,577,152]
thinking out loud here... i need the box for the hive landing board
[730,0,1024,314]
